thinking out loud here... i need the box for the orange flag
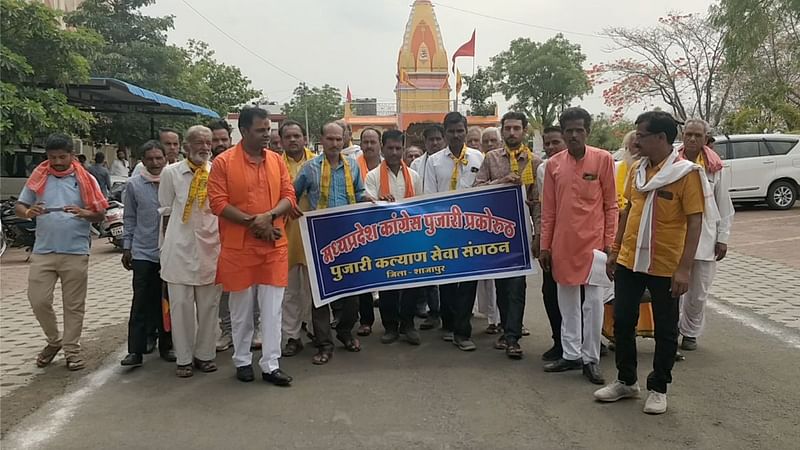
[451,29,476,73]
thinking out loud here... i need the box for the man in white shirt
[111,148,130,177]
[159,125,221,378]
[365,130,423,345]
[423,112,484,351]
[677,119,734,351]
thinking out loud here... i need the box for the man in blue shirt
[120,140,175,367]
[16,134,107,371]
[292,121,367,365]
[87,152,112,197]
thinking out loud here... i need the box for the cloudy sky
[144,0,716,116]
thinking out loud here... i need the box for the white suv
[711,134,800,210]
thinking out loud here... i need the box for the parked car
[710,134,800,210]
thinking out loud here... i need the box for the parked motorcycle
[91,200,124,250]
[1,197,37,258]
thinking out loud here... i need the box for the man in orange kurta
[540,107,618,385]
[207,107,297,386]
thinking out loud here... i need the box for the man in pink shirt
[540,107,618,385]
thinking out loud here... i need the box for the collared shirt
[692,153,734,261]
[294,154,366,209]
[158,160,220,286]
[122,174,161,263]
[365,165,423,201]
[341,144,363,159]
[422,146,484,194]
[474,147,543,233]
[87,163,112,197]
[18,174,92,255]
[131,161,144,178]
[617,159,705,277]
[111,159,129,177]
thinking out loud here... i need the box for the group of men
[18,103,732,414]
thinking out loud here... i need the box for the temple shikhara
[345,0,498,143]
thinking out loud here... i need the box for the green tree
[460,67,496,116]
[282,83,343,142]
[490,34,591,126]
[1,0,102,149]
[586,115,635,151]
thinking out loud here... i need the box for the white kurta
[422,146,484,194]
[158,160,220,286]
[364,166,423,200]
[695,168,734,261]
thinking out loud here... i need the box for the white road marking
[2,348,125,449]
[708,299,800,350]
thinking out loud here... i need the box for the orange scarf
[26,159,109,212]
[677,145,723,174]
[379,161,415,199]
[356,155,370,182]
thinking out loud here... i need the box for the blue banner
[300,184,535,306]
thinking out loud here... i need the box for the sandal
[193,358,217,373]
[36,344,62,368]
[176,364,193,378]
[521,326,531,336]
[338,337,361,352]
[485,324,501,335]
[506,342,523,359]
[312,349,332,365]
[65,356,85,371]
[357,325,372,337]
[494,336,508,350]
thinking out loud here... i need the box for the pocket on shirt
[576,178,601,202]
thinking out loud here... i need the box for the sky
[143,0,717,117]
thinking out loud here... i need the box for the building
[345,0,498,145]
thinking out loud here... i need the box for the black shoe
[262,369,292,386]
[419,316,440,330]
[541,345,562,361]
[404,329,421,345]
[415,305,428,318]
[283,338,304,357]
[236,364,254,382]
[120,353,143,367]
[543,358,582,372]
[381,330,400,344]
[159,349,177,362]
[680,336,697,351]
[583,363,605,385]
[145,337,156,354]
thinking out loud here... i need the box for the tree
[1,0,102,148]
[490,34,591,126]
[282,83,343,142]
[590,13,732,126]
[67,0,260,147]
[713,0,800,132]
[586,115,635,151]
[460,67,496,116]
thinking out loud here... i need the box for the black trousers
[128,260,171,354]
[495,276,526,343]
[541,270,562,346]
[413,285,440,318]
[614,265,679,394]
[378,289,416,332]
[439,281,478,339]
[311,295,358,351]
[358,293,375,326]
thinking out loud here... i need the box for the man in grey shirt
[87,152,112,197]
[120,140,175,367]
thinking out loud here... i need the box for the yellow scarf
[182,159,209,223]
[694,153,706,169]
[449,145,469,190]
[507,144,535,185]
[284,148,316,181]
[318,156,356,209]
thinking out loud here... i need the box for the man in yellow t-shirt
[595,111,705,415]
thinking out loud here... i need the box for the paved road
[1,206,798,449]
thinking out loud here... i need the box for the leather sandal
[176,364,193,378]
[36,344,62,368]
[312,349,333,365]
[193,358,217,373]
[65,356,85,371]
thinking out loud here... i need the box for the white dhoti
[679,260,717,338]
[475,279,501,325]
[168,283,222,366]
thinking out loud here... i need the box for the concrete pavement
[1,206,798,449]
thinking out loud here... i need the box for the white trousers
[282,265,312,342]
[168,283,222,366]
[230,284,283,373]
[557,283,603,364]
[679,260,717,338]
[475,279,501,325]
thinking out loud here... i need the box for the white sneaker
[643,391,667,414]
[593,380,641,402]
[216,333,233,352]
